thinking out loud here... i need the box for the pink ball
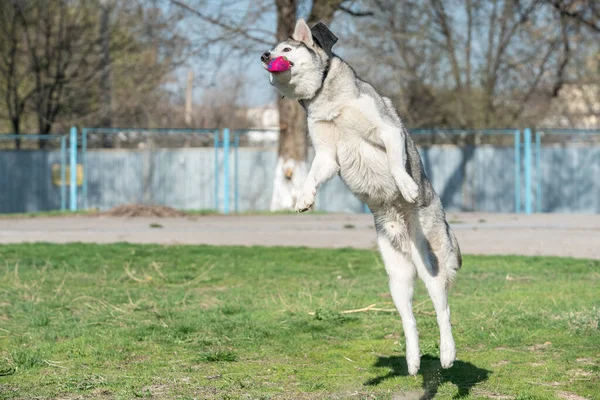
[267,56,291,72]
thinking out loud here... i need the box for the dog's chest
[309,95,399,204]
[334,132,398,204]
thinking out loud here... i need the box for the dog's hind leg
[409,227,456,369]
[377,233,420,375]
[380,124,419,203]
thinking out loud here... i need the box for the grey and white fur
[262,19,462,375]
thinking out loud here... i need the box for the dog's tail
[443,220,462,288]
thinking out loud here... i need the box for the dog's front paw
[295,189,316,213]
[396,174,419,203]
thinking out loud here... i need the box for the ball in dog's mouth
[267,56,293,72]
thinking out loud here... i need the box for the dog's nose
[261,52,271,63]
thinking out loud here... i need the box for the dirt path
[0,212,598,259]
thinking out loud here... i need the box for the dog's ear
[310,22,338,58]
[293,18,313,46]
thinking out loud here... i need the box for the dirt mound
[100,204,188,218]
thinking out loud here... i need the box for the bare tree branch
[170,0,274,45]
[552,14,572,97]
[430,0,462,91]
[548,0,600,32]
[338,4,374,17]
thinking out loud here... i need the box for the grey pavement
[0,212,598,259]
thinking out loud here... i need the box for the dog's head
[261,19,335,100]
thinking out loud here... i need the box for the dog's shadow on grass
[364,354,490,399]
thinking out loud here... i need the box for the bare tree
[99,0,113,147]
[11,1,102,147]
[0,0,187,147]
[0,3,29,148]
[344,0,598,131]
[105,1,188,129]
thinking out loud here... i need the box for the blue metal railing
[70,127,77,211]
[222,128,230,214]
[4,127,597,215]
[515,130,521,213]
[524,128,532,215]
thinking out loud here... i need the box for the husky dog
[262,19,462,375]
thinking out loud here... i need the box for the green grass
[0,244,597,399]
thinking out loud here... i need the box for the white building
[243,104,280,145]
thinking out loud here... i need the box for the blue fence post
[81,128,88,210]
[535,131,542,213]
[214,129,220,212]
[60,136,67,211]
[223,128,230,214]
[514,130,521,213]
[69,126,78,211]
[234,131,240,213]
[524,128,532,215]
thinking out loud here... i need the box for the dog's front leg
[295,122,339,212]
[380,125,419,203]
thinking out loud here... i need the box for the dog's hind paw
[407,354,420,376]
[440,339,456,369]
[405,343,420,376]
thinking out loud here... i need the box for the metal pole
[234,131,239,213]
[69,126,78,211]
[535,131,542,213]
[524,128,532,215]
[514,130,521,213]
[214,130,219,212]
[60,136,67,211]
[82,128,88,210]
[223,128,230,214]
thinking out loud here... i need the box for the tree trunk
[38,115,52,149]
[185,69,194,126]
[308,0,344,24]
[270,0,309,211]
[11,118,21,150]
[100,0,113,148]
[465,0,473,92]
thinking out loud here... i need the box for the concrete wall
[1,145,598,214]
[536,144,600,213]
[85,149,217,211]
[0,150,65,213]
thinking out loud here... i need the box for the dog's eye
[282,47,291,52]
